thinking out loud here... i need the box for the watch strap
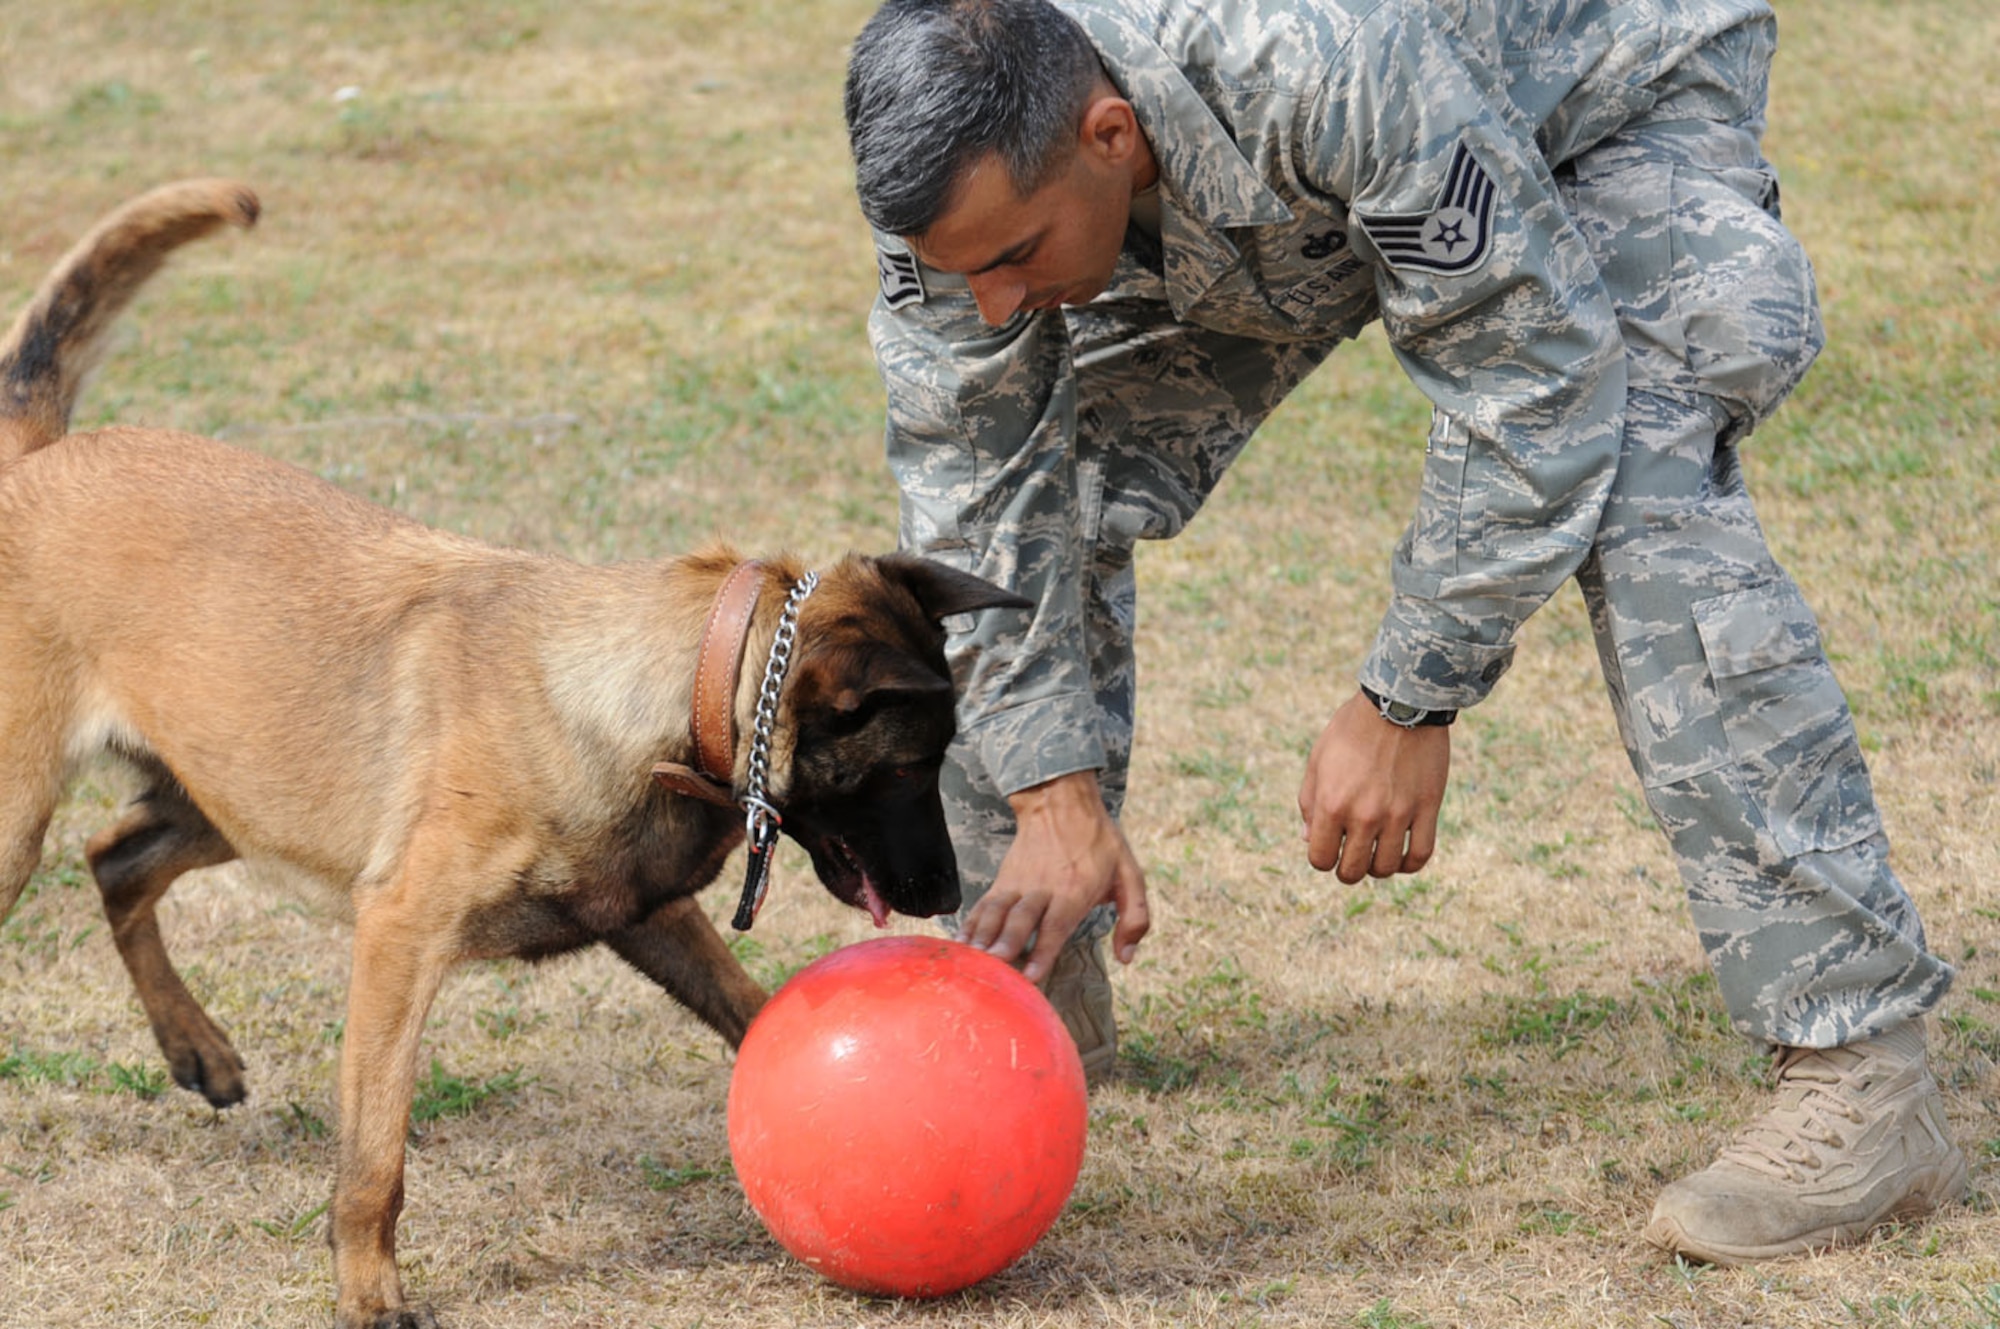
[1359,683,1457,728]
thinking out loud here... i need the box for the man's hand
[1298,689,1452,883]
[957,769,1150,983]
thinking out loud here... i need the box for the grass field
[2,1,1997,1325]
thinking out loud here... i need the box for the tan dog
[0,181,1026,1329]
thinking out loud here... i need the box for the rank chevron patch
[876,244,926,310]
[1359,139,1497,275]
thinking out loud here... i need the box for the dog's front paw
[165,1034,248,1108]
[335,1305,439,1329]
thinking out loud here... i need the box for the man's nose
[965,270,1027,325]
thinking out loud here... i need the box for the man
[842,0,1966,1263]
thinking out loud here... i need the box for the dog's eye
[866,762,933,794]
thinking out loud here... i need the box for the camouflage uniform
[865,0,1951,1047]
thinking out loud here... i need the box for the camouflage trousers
[1548,18,1952,1046]
[941,16,1951,1044]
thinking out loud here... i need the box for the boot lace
[1715,1045,1871,1182]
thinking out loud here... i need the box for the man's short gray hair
[844,0,1105,238]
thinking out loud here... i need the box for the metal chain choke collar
[732,568,820,929]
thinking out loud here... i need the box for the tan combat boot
[1644,1019,1966,1265]
[1039,937,1116,1088]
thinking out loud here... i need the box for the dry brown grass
[2,1,1997,1325]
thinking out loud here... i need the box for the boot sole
[1642,1150,1970,1266]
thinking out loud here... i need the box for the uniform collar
[1064,0,1295,316]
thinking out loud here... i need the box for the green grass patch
[0,1046,169,1100]
[638,1155,727,1191]
[409,1060,530,1124]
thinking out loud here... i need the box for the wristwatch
[1359,684,1457,729]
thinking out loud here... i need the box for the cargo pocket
[1691,582,1882,858]
[1669,162,1825,433]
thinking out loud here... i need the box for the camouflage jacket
[868,0,1774,797]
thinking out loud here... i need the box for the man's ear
[877,552,1033,623]
[1078,91,1143,168]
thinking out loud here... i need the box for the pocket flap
[1692,582,1824,680]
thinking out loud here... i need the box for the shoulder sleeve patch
[876,244,927,311]
[1358,139,1497,276]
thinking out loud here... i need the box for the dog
[0,180,1028,1328]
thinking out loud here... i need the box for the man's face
[909,147,1133,327]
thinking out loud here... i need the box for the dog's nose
[892,871,960,919]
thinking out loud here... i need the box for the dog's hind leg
[606,896,768,1048]
[86,773,248,1108]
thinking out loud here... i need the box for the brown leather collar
[651,560,764,807]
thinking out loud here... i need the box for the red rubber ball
[727,936,1088,1297]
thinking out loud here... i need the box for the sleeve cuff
[962,691,1109,798]
[1359,610,1518,712]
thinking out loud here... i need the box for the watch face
[1385,700,1425,725]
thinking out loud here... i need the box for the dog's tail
[0,178,260,464]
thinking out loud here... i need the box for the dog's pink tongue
[860,879,891,929]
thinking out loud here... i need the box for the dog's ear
[830,647,953,715]
[877,553,1033,622]
[793,642,955,734]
